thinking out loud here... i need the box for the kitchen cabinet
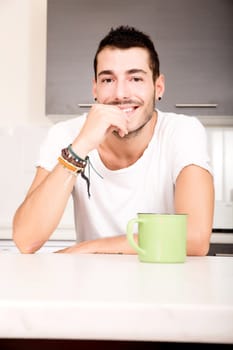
[208,243,233,257]
[46,0,233,124]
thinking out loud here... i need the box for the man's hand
[55,235,137,255]
[72,104,130,157]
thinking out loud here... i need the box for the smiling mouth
[119,106,139,115]
[106,100,140,115]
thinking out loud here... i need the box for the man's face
[93,47,157,136]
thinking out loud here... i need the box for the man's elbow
[187,231,212,256]
[13,229,43,254]
[192,241,210,256]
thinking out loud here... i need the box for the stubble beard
[113,96,156,139]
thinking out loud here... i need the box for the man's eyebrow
[127,69,147,75]
[97,70,113,77]
[97,69,147,78]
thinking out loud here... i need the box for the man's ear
[155,74,165,101]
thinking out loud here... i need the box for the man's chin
[112,124,146,139]
[127,116,153,137]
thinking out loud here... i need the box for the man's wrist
[71,139,90,159]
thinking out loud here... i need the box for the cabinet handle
[175,104,218,108]
[215,253,233,257]
[80,103,219,109]
[78,104,94,108]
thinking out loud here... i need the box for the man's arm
[13,165,76,253]
[174,164,214,256]
[13,104,130,254]
[55,235,137,254]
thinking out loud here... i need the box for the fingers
[73,103,130,154]
[108,125,128,138]
[89,103,129,136]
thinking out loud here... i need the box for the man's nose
[114,80,130,100]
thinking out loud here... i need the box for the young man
[13,26,214,255]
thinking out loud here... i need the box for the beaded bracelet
[68,144,88,166]
[58,145,91,197]
[59,144,103,198]
[61,147,85,168]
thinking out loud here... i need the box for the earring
[94,97,97,101]
[158,97,162,101]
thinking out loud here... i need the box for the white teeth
[122,107,134,113]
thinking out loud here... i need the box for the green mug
[127,213,187,263]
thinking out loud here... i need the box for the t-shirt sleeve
[35,122,74,172]
[171,117,213,182]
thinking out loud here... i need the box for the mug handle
[126,218,145,255]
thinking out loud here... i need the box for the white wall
[0,0,75,239]
[0,0,50,127]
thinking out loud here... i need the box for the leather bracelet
[58,156,84,174]
[61,147,86,168]
[60,144,102,198]
[68,144,88,166]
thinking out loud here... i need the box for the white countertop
[0,254,232,344]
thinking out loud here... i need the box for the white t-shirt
[36,110,212,242]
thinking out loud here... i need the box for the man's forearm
[55,234,138,254]
[13,164,76,253]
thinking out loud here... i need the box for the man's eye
[131,77,143,82]
[101,78,113,83]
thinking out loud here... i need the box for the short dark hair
[94,25,160,81]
